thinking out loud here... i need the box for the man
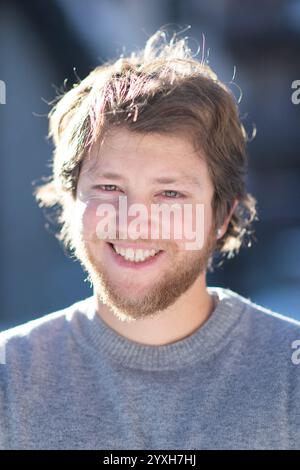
[0,30,299,450]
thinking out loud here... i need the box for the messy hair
[36,29,257,267]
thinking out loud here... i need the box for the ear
[217,199,239,239]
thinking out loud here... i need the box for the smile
[107,242,165,269]
[112,244,160,262]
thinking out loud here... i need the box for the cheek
[172,201,213,250]
[73,200,100,242]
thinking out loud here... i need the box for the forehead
[80,127,208,178]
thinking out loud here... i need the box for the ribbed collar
[74,287,246,371]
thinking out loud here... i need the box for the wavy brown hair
[36,29,257,268]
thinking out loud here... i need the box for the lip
[106,242,165,270]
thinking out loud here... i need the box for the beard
[72,228,217,323]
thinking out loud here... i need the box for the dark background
[0,0,300,330]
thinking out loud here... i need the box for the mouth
[106,242,165,270]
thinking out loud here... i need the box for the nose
[116,194,159,242]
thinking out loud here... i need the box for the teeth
[112,245,160,262]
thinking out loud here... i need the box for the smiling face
[69,127,218,321]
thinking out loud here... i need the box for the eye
[94,184,122,192]
[161,190,184,198]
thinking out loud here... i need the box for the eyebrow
[153,175,200,186]
[91,171,201,187]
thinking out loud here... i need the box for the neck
[94,273,217,346]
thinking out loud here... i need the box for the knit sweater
[0,287,299,450]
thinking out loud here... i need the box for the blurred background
[0,0,300,329]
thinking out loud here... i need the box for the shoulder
[211,286,300,369]
[235,288,300,340]
[214,288,300,447]
[0,297,93,367]
[214,286,300,335]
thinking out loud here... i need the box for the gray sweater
[0,287,299,450]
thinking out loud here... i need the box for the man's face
[70,127,217,322]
